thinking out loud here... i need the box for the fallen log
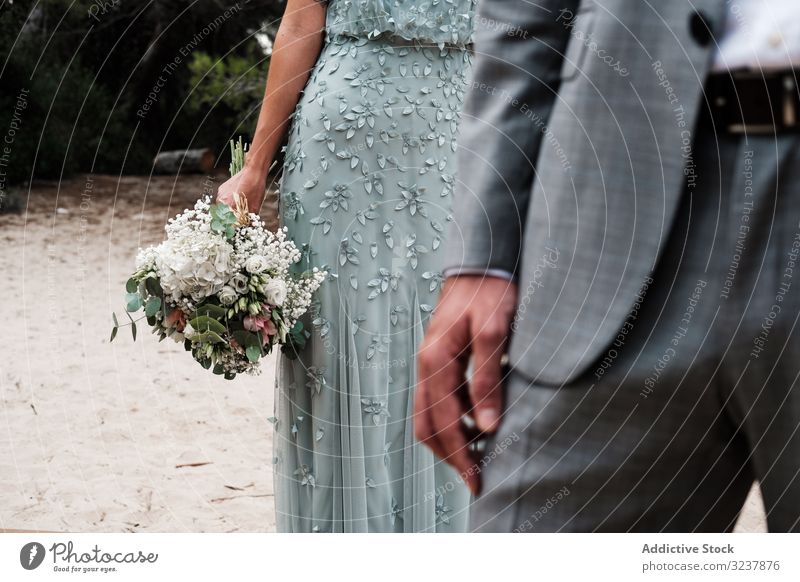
[153,148,215,175]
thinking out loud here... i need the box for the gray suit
[446,0,800,531]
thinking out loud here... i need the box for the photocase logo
[20,542,46,570]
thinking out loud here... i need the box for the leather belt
[706,69,800,134]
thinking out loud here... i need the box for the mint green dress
[274,0,476,533]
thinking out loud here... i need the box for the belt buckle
[727,122,775,135]
[781,74,797,129]
[727,72,798,135]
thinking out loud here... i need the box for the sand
[0,174,766,533]
[1,174,277,532]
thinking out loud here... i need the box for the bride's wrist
[243,158,268,180]
[243,144,272,175]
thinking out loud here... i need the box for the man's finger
[468,317,508,433]
[414,336,450,461]
[423,330,476,487]
[415,334,465,460]
[428,390,479,494]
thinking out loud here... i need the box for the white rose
[263,278,287,306]
[231,273,249,294]
[183,323,196,339]
[244,255,269,274]
[218,285,238,306]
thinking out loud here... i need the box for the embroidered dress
[274,0,476,532]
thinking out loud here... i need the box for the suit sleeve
[444,0,580,275]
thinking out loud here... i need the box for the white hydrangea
[154,229,235,304]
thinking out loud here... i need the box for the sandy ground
[1,174,277,532]
[0,174,767,533]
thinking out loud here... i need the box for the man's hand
[415,275,518,494]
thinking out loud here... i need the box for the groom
[415,0,800,531]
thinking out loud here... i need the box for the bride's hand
[216,165,268,211]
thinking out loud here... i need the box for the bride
[217,0,475,532]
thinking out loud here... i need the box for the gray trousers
[471,110,800,532]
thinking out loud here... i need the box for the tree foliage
[0,0,285,183]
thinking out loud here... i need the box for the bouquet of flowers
[111,139,326,379]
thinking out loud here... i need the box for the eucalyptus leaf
[282,343,299,360]
[192,330,226,344]
[246,345,261,363]
[193,304,228,320]
[188,315,227,335]
[145,296,162,318]
[125,292,142,312]
[232,330,261,349]
[144,277,163,297]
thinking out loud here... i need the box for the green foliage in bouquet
[282,321,310,360]
[210,204,238,239]
[209,138,249,240]
[112,263,303,380]
[229,136,249,176]
[111,274,166,344]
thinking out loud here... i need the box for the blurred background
[0,0,286,533]
[0,0,285,190]
[0,1,766,532]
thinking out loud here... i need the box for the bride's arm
[217,0,327,210]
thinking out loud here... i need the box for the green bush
[0,42,140,183]
[186,49,268,158]
[0,1,281,184]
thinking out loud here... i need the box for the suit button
[689,10,714,46]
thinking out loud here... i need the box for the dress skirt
[274,32,472,533]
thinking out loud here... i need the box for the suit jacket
[445,0,727,384]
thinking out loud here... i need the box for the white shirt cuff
[443,267,516,281]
